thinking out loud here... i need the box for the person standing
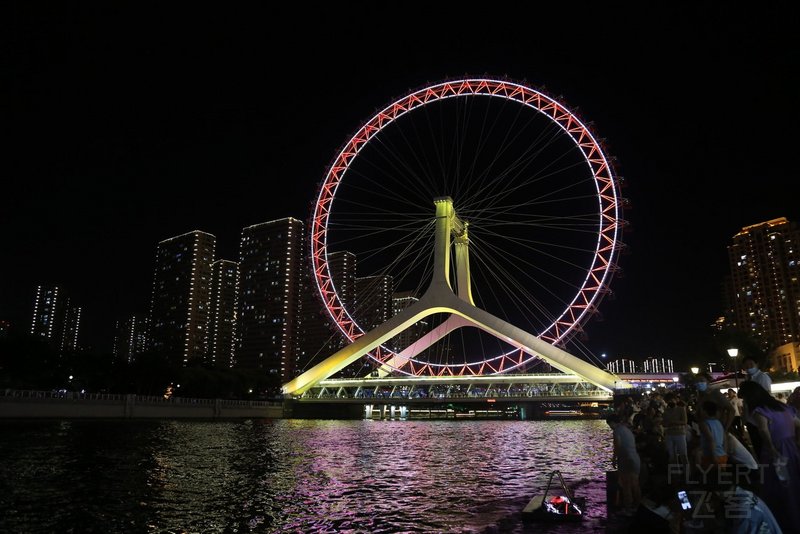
[738,381,800,533]
[727,388,746,442]
[742,358,772,392]
[789,386,800,412]
[607,413,641,516]
[662,393,688,468]
[741,358,773,459]
[695,373,734,439]
[699,401,728,467]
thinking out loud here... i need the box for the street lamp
[727,348,739,388]
[690,367,699,375]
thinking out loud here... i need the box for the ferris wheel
[310,79,624,377]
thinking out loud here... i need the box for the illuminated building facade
[237,218,303,381]
[208,259,239,368]
[606,359,637,374]
[728,217,800,352]
[642,357,674,373]
[388,290,427,352]
[770,342,799,373]
[30,285,62,339]
[113,315,148,364]
[355,275,394,331]
[30,285,81,351]
[58,298,82,352]
[297,250,355,374]
[148,230,216,366]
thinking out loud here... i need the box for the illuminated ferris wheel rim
[311,78,622,374]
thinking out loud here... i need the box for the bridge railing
[301,385,611,400]
[0,389,282,408]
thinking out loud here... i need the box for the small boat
[522,470,585,522]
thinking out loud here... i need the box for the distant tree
[0,332,61,389]
[127,351,178,396]
[711,327,767,368]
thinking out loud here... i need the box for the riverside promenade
[0,389,284,419]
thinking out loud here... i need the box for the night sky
[3,5,797,368]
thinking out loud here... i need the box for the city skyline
[3,6,797,368]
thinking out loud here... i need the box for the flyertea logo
[666,463,767,520]
[667,463,764,487]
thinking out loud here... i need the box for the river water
[0,419,613,533]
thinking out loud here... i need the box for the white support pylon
[283,197,629,396]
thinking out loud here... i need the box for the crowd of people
[607,358,800,533]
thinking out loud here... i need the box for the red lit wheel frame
[310,79,622,376]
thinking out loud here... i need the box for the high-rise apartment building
[728,217,800,352]
[297,250,356,372]
[148,230,215,366]
[355,275,394,332]
[606,359,637,374]
[59,298,82,352]
[30,285,63,339]
[238,218,303,381]
[113,315,148,364]
[30,285,81,351]
[642,357,674,373]
[388,290,427,352]
[208,259,239,368]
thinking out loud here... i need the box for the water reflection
[0,419,612,532]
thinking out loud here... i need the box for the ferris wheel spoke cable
[470,237,581,307]
[347,146,434,209]
[465,214,598,238]
[467,270,545,368]
[475,236,597,288]
[473,253,558,325]
[455,95,533,206]
[452,94,478,197]
[341,221,433,270]
[418,100,447,191]
[365,130,438,204]
[476,213,598,230]
[327,221,429,248]
[468,245,559,332]
[477,227,598,264]
[468,251,556,338]
[467,158,597,216]
[460,115,559,209]
[464,135,586,219]
[328,218,429,234]
[338,163,432,212]
[402,98,449,197]
[353,225,436,301]
[459,115,566,212]
[378,107,444,200]
[459,95,510,200]
[370,111,441,196]
[470,253,602,364]
[464,189,600,223]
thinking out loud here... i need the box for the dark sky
[3,5,798,367]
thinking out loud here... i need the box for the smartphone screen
[678,490,691,510]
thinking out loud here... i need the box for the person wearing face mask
[741,358,773,459]
[742,358,772,392]
[694,373,734,469]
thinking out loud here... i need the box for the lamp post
[727,348,739,388]
[690,366,699,375]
